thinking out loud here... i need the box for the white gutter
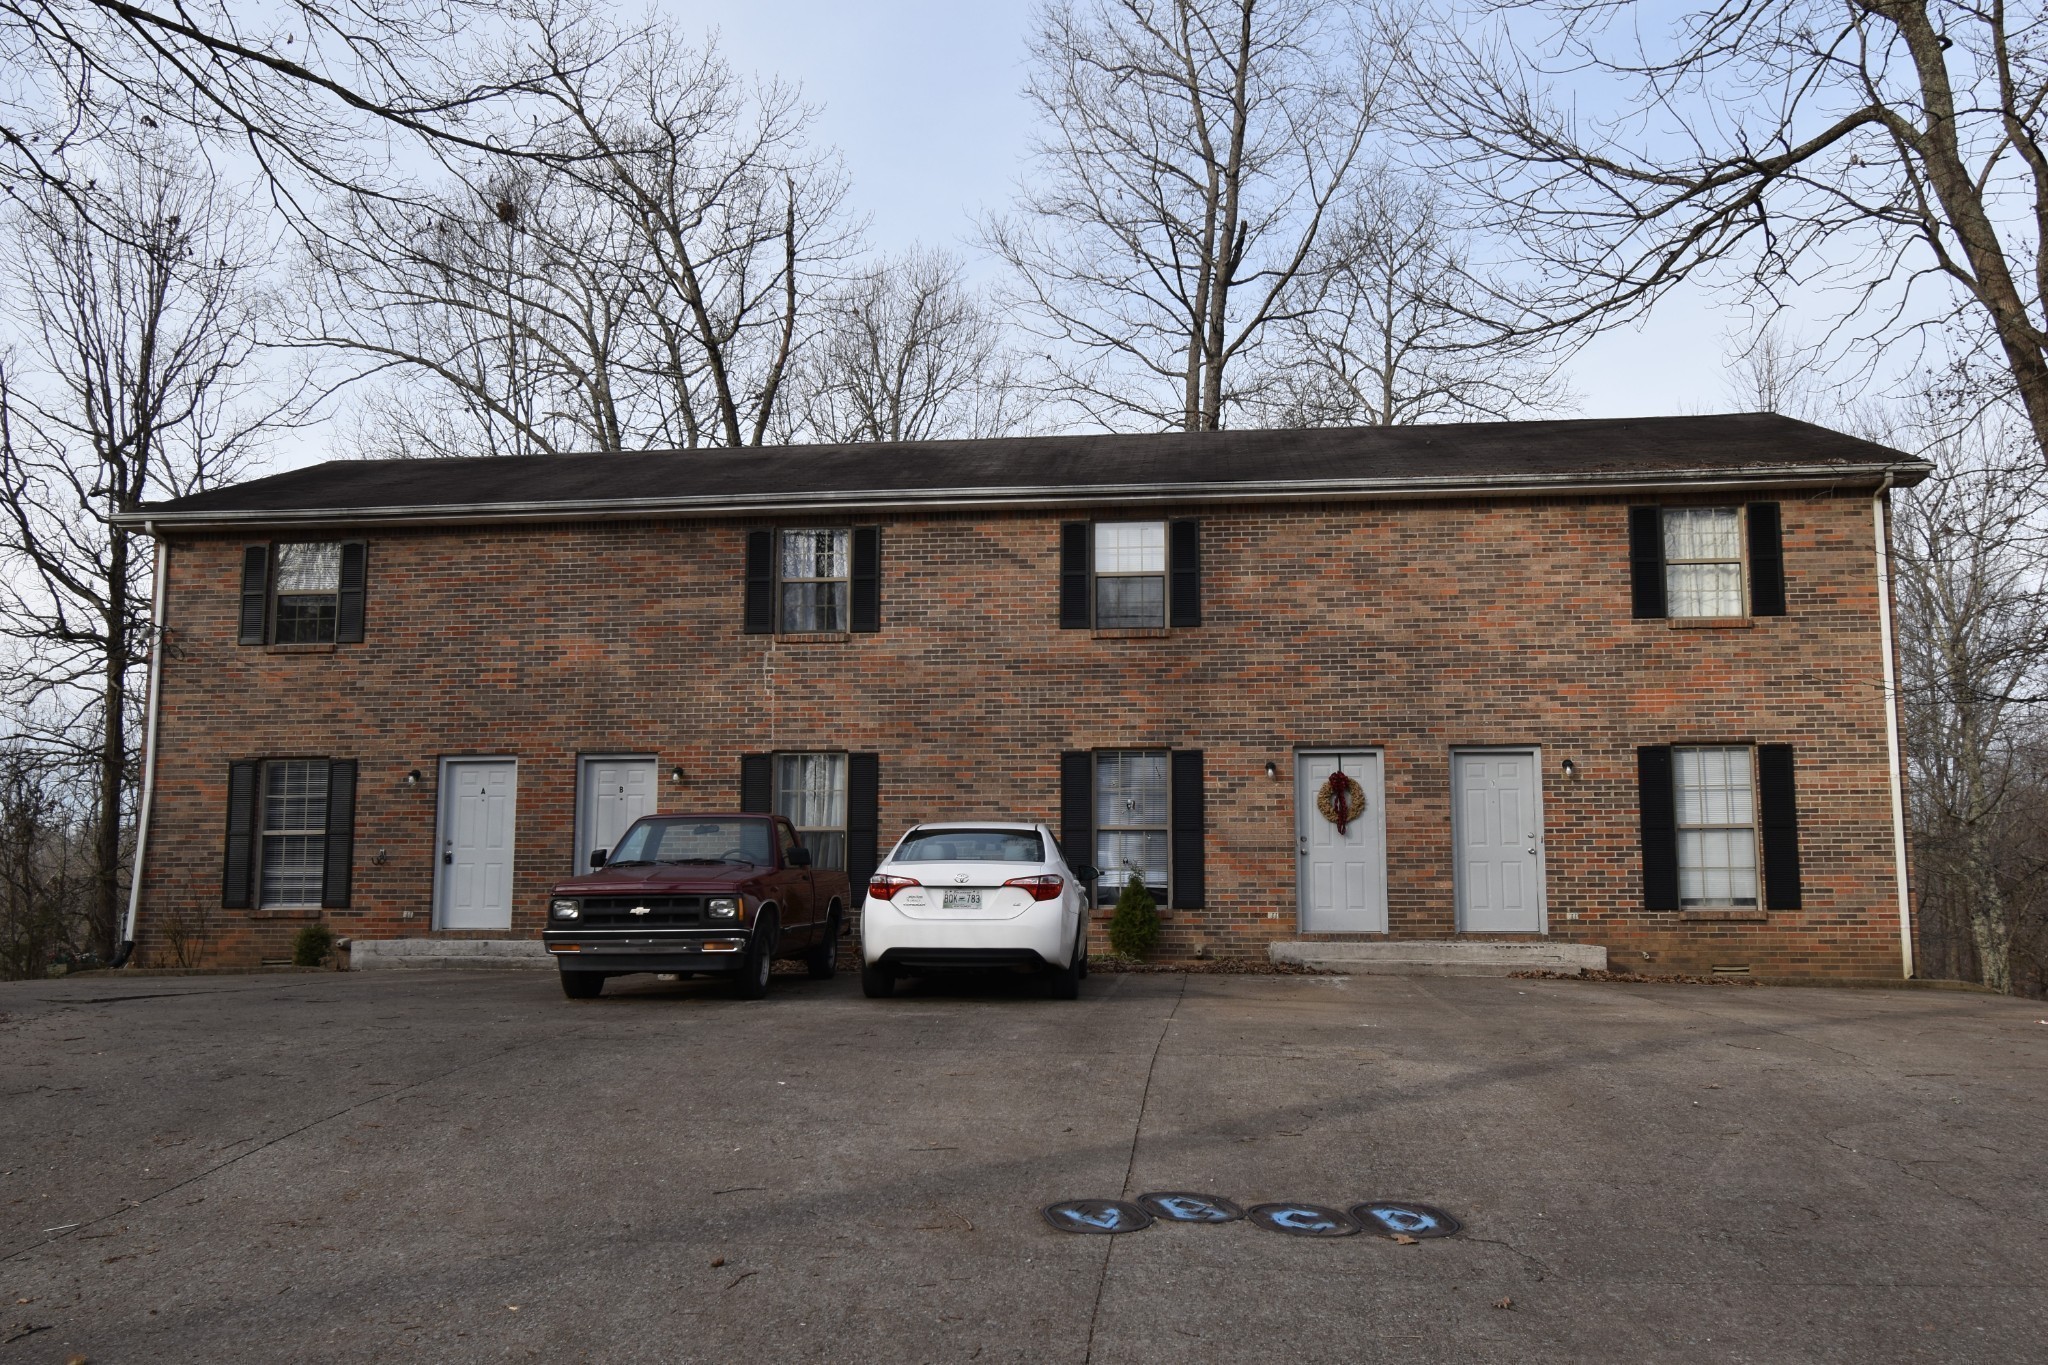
[111,459,1935,533]
[120,533,168,958]
[1873,475,1915,978]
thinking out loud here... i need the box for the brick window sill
[1092,627,1171,640]
[1679,909,1770,922]
[1667,617,1753,630]
[774,631,851,645]
[266,642,337,654]
[249,907,324,920]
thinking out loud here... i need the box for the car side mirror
[786,847,812,868]
[589,849,607,868]
[1076,864,1101,882]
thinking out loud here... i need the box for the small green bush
[1106,871,1161,959]
[291,922,337,968]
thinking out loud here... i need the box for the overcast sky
[689,0,1743,423]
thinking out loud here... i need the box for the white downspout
[1873,476,1914,978]
[120,531,168,958]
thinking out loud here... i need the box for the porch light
[1561,759,1577,779]
[669,765,686,782]
[404,769,422,786]
[1264,761,1278,780]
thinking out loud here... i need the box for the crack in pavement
[1083,972,1187,1365]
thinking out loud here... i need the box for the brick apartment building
[114,414,1931,978]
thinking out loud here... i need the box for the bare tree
[1406,0,2048,466]
[1892,406,2048,994]
[0,736,95,980]
[781,247,1038,444]
[987,0,1381,431]
[302,15,854,453]
[1250,175,1574,426]
[0,141,281,959]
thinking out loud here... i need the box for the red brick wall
[134,488,1912,977]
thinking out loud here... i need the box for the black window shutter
[1170,749,1205,909]
[1747,502,1786,617]
[1637,745,1679,910]
[740,754,773,813]
[851,527,881,633]
[1629,508,1666,619]
[1059,523,1092,629]
[321,760,358,908]
[238,546,270,645]
[743,530,775,634]
[336,542,368,644]
[222,760,260,908]
[1060,751,1094,889]
[845,753,880,899]
[1757,744,1802,910]
[1169,519,1201,628]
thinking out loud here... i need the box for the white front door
[577,755,656,871]
[1453,750,1544,933]
[1296,751,1387,932]
[438,759,517,930]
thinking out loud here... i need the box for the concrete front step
[1269,940,1607,977]
[347,938,551,971]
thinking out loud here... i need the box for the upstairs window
[1629,504,1783,620]
[1060,519,1201,629]
[1094,522,1167,628]
[1663,510,1744,618]
[779,530,850,633]
[238,542,368,645]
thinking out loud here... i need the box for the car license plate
[942,889,982,910]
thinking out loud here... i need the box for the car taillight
[1003,874,1065,901]
[869,874,920,901]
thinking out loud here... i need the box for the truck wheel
[860,959,895,999]
[560,972,604,1000]
[806,909,841,980]
[736,915,777,1000]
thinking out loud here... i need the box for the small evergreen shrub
[291,922,337,968]
[1107,871,1161,959]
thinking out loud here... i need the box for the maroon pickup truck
[543,813,851,1000]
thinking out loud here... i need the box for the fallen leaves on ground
[1492,1297,1514,1311]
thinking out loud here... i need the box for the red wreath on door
[1317,771,1366,835]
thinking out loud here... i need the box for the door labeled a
[1453,751,1543,932]
[1296,752,1387,933]
[440,759,517,929]
[578,756,655,871]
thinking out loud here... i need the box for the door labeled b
[438,758,517,929]
[1452,750,1544,933]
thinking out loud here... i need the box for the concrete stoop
[347,938,551,971]
[1268,939,1607,977]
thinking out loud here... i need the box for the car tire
[736,914,777,1000]
[1076,923,1090,979]
[1049,946,1082,1000]
[860,959,895,999]
[560,971,604,1000]
[806,908,841,980]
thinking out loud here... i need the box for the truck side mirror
[786,846,812,868]
[589,849,607,868]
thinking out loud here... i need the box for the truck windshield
[606,819,773,866]
[894,829,1045,863]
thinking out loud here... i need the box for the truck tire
[860,959,895,999]
[560,972,604,1000]
[806,908,841,980]
[736,914,777,1000]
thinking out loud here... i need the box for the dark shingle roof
[120,414,1929,530]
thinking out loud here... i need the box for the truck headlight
[707,897,739,920]
[550,899,580,920]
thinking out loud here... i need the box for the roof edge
[115,459,1935,533]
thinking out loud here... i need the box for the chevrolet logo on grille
[629,905,652,916]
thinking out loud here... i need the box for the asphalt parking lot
[1,967,2043,1364]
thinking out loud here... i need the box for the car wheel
[736,914,777,1000]
[560,971,604,1000]
[1049,945,1082,1000]
[860,959,895,999]
[1076,923,1089,979]
[806,908,841,980]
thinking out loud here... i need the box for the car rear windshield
[894,829,1045,863]
[607,819,773,865]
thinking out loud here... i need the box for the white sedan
[860,822,1099,999]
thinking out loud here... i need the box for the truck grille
[577,896,706,928]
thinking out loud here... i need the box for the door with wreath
[1294,752,1387,932]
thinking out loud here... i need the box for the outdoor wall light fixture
[669,765,686,782]
[1264,761,1279,780]
[1561,759,1578,779]
[404,769,422,787]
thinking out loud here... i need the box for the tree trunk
[95,522,130,959]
